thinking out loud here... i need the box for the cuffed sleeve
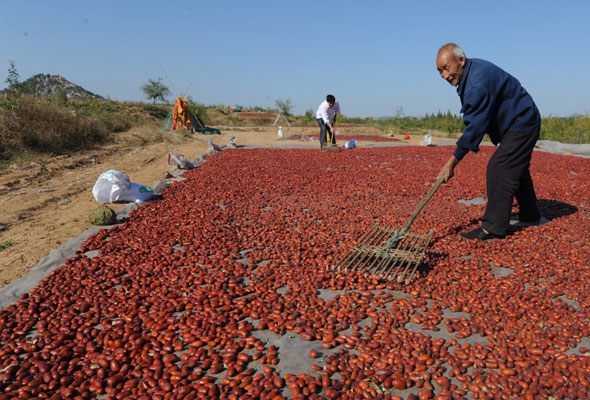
[452,145,469,161]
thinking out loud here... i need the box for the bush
[187,98,210,124]
[0,94,111,156]
[99,113,132,133]
[541,114,590,144]
[143,104,169,119]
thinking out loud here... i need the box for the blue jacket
[453,58,541,160]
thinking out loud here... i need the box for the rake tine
[382,255,403,280]
[405,234,428,280]
[367,237,400,279]
[348,227,391,272]
[369,234,403,274]
[337,226,381,272]
[364,246,388,273]
[335,228,374,271]
[405,232,434,284]
[385,236,417,277]
[335,249,356,271]
[401,234,431,283]
[389,238,417,282]
[395,235,422,282]
[362,231,398,277]
[349,247,377,273]
[378,234,420,282]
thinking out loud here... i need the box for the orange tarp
[172,97,192,130]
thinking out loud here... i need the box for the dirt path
[0,125,449,289]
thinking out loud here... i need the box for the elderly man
[316,94,340,148]
[436,43,542,240]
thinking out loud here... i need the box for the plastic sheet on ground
[535,140,590,157]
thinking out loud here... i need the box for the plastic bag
[167,151,191,170]
[277,126,284,138]
[343,138,358,149]
[419,134,432,146]
[118,182,154,203]
[92,170,131,204]
[92,170,154,204]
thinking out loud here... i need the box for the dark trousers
[481,127,541,235]
[317,118,335,147]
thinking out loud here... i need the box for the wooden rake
[334,176,444,284]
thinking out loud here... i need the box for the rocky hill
[15,74,104,100]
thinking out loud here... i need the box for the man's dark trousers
[317,118,335,147]
[482,127,541,236]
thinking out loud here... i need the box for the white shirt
[315,100,340,124]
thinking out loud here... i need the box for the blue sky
[1,1,589,118]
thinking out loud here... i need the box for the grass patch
[0,94,174,167]
[0,94,111,158]
[113,123,193,147]
[0,240,13,251]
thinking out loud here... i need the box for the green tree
[275,97,294,116]
[141,78,170,104]
[5,61,20,89]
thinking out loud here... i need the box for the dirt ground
[0,125,449,290]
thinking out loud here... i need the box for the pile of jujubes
[286,134,400,142]
[0,147,588,400]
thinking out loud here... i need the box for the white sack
[419,134,432,146]
[343,139,358,149]
[92,170,154,204]
[92,170,131,204]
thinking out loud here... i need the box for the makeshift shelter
[157,61,220,135]
[161,98,220,135]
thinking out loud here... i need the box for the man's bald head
[436,43,467,86]
[438,43,466,61]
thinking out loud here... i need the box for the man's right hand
[439,155,459,182]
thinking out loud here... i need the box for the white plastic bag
[92,170,131,204]
[277,126,284,138]
[343,138,358,149]
[419,134,432,146]
[92,170,154,204]
[167,151,190,170]
[118,183,154,203]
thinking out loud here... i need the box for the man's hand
[439,155,459,182]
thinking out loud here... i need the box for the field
[0,126,437,289]
[0,131,589,399]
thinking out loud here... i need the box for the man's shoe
[460,227,505,241]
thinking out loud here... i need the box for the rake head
[334,225,433,284]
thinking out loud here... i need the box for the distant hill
[6,74,104,100]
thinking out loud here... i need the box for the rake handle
[401,176,445,233]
